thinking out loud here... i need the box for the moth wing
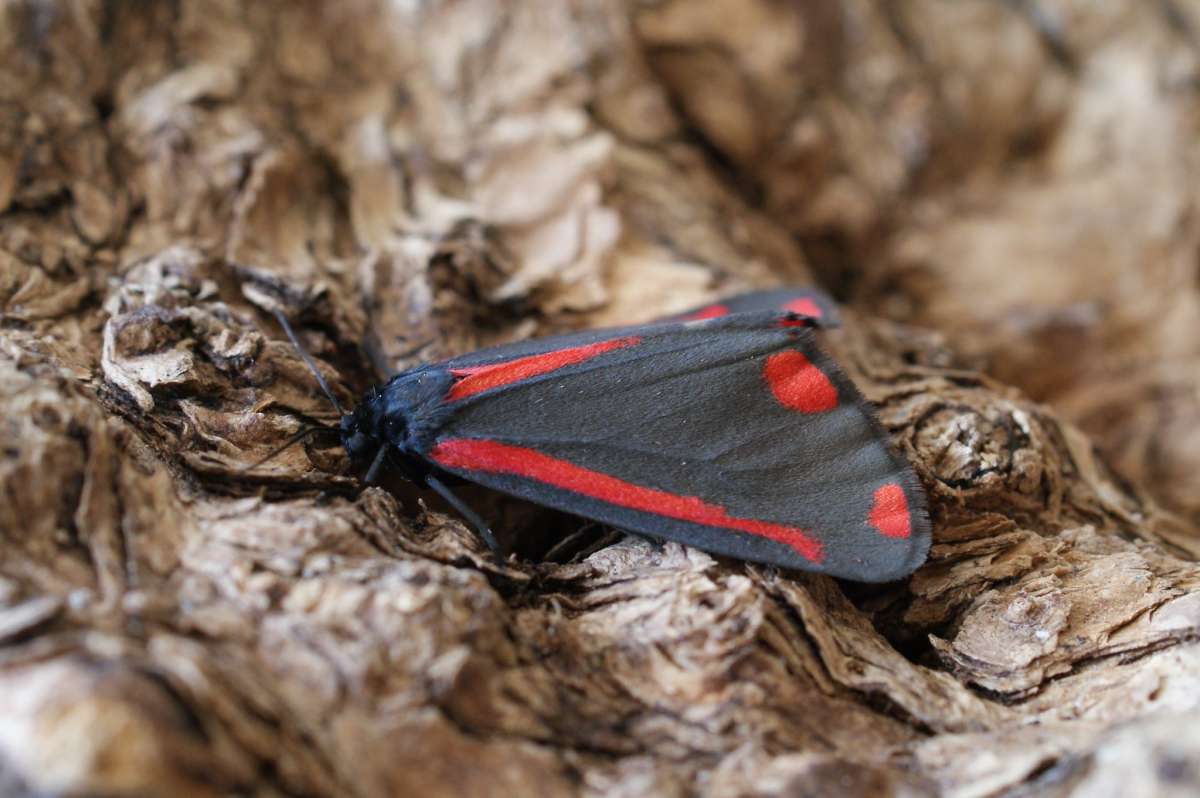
[427,314,927,581]
[671,288,841,328]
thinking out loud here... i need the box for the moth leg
[542,524,623,564]
[574,528,625,561]
[363,446,389,485]
[425,473,502,556]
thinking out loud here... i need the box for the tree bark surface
[2,2,1199,796]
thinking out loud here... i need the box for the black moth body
[321,288,930,583]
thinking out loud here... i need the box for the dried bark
[2,2,1199,796]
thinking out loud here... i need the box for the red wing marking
[782,297,823,318]
[447,336,641,401]
[430,438,824,563]
[680,303,728,321]
[763,351,838,413]
[868,483,911,539]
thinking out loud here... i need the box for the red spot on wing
[868,483,911,539]
[782,297,823,318]
[430,439,824,563]
[680,303,728,321]
[763,351,838,413]
[447,336,640,401]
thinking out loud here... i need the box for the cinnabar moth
[274,288,930,582]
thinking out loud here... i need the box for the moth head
[339,409,377,463]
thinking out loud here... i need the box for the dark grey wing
[425,314,928,582]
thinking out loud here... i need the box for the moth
[271,288,929,582]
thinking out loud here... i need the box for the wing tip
[805,465,932,584]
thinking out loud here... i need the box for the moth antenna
[425,473,501,556]
[360,307,432,379]
[272,308,345,416]
[361,328,396,381]
[241,426,330,472]
[394,337,435,362]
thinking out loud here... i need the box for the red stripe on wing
[430,438,824,563]
[447,336,641,401]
